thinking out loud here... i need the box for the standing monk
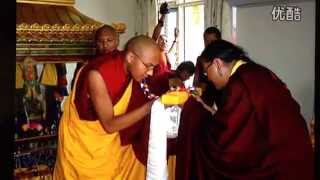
[71,24,120,88]
[152,2,178,76]
[95,24,120,56]
[53,35,160,180]
[176,40,314,180]
[193,26,222,107]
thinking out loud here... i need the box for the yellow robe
[53,68,145,180]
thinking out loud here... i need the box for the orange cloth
[53,68,145,180]
[168,156,176,180]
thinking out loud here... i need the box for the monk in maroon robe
[176,40,314,180]
[71,24,120,88]
[55,36,161,179]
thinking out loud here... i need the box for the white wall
[236,0,315,123]
[63,0,137,99]
[75,0,136,49]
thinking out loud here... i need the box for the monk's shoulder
[235,63,291,104]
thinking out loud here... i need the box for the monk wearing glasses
[53,35,160,180]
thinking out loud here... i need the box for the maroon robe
[72,49,176,165]
[153,52,172,77]
[176,62,314,180]
[74,51,129,120]
[120,68,182,165]
[148,70,176,96]
[119,80,150,164]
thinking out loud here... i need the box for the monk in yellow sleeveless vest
[53,35,160,180]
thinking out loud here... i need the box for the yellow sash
[53,67,145,180]
[231,59,247,76]
[40,64,58,86]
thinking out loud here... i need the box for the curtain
[135,0,158,36]
[204,0,232,41]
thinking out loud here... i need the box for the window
[158,0,204,87]
[231,6,237,43]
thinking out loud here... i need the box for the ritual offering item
[161,87,189,105]
[141,77,202,105]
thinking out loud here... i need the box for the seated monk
[176,40,314,180]
[53,35,160,180]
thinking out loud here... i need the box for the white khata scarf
[146,99,181,180]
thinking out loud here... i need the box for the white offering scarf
[146,99,181,180]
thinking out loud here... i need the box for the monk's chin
[133,76,144,83]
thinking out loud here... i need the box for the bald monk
[71,24,120,88]
[95,24,120,56]
[53,35,160,180]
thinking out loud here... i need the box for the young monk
[53,35,160,180]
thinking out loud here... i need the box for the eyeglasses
[131,51,156,71]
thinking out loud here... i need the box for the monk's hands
[144,97,159,113]
[193,95,204,104]
[160,2,169,15]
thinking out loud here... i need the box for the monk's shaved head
[95,24,119,55]
[125,35,160,56]
[124,35,161,82]
[95,25,118,41]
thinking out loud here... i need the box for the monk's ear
[127,51,135,64]
[213,58,224,76]
[213,58,223,65]
[212,58,221,69]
